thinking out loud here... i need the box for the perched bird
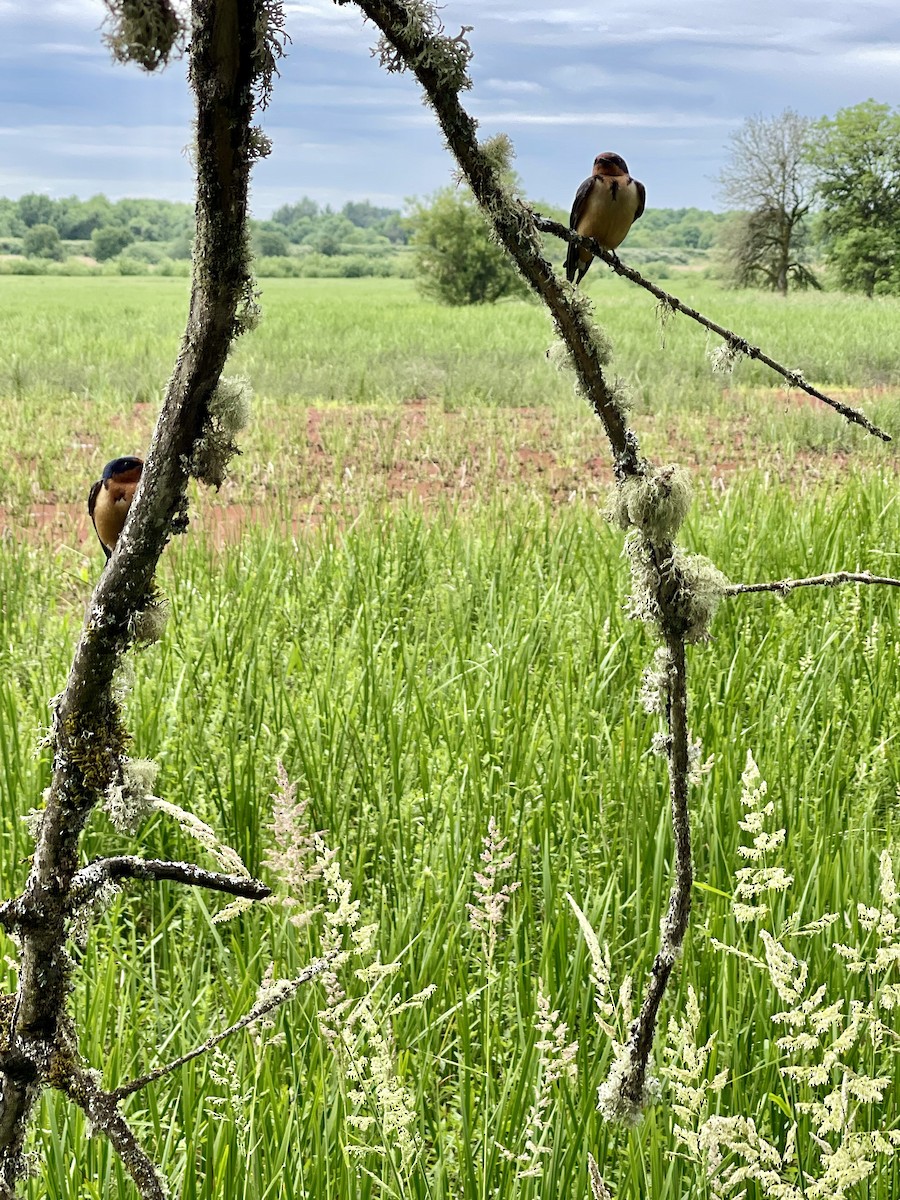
[88,456,144,560]
[565,152,646,285]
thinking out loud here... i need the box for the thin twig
[533,214,892,444]
[724,570,900,596]
[68,857,271,907]
[111,958,330,1100]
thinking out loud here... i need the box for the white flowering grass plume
[467,815,521,970]
[497,981,578,1179]
[696,752,900,1197]
[566,894,655,1127]
[314,836,433,1175]
[264,768,432,1177]
[263,758,324,926]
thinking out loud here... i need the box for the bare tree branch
[724,571,900,596]
[532,215,891,443]
[111,958,331,1100]
[68,858,272,907]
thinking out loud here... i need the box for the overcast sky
[1,1,899,216]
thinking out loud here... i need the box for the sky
[1,1,899,217]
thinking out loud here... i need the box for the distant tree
[23,223,63,260]
[54,194,111,240]
[342,200,395,228]
[17,192,54,228]
[272,197,319,225]
[91,224,134,261]
[411,185,527,305]
[376,211,411,244]
[0,198,25,238]
[303,214,357,256]
[253,227,290,256]
[807,100,900,296]
[717,110,819,294]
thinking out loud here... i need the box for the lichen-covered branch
[343,0,714,1129]
[533,214,891,443]
[724,570,900,596]
[0,2,282,1192]
[606,632,692,1119]
[342,0,643,479]
[111,957,330,1100]
[68,857,273,906]
[58,1067,167,1200]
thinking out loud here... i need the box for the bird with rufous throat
[87,456,144,560]
[565,152,645,285]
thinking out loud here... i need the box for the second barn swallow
[565,152,646,285]
[88,456,144,560]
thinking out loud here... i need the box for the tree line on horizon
[2,100,897,300]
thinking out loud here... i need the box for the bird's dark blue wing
[88,480,112,560]
[568,176,595,229]
[633,179,646,222]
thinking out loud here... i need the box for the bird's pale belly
[93,483,137,550]
[576,179,641,252]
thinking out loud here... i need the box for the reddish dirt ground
[4,393,893,553]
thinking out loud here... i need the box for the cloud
[1,0,898,213]
[474,109,736,130]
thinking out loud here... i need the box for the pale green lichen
[102,0,185,71]
[674,551,730,643]
[610,465,693,542]
[190,377,252,488]
[480,133,515,178]
[547,324,614,373]
[597,1045,661,1127]
[132,595,170,645]
[251,1,288,109]
[373,2,473,94]
[104,757,160,834]
[624,536,728,644]
[640,647,674,714]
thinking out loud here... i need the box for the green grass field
[1,274,900,1198]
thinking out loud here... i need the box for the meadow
[1,273,900,1199]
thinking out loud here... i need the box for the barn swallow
[88,456,143,559]
[565,152,646,285]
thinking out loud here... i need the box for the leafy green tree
[807,100,900,296]
[342,200,395,228]
[253,227,290,256]
[411,185,527,305]
[272,196,318,225]
[54,195,111,240]
[17,193,54,228]
[23,223,63,260]
[91,224,134,261]
[303,215,357,256]
[716,110,818,294]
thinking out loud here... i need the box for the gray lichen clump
[610,465,693,542]
[611,467,729,644]
[189,377,252,489]
[102,0,185,71]
[372,1,473,93]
